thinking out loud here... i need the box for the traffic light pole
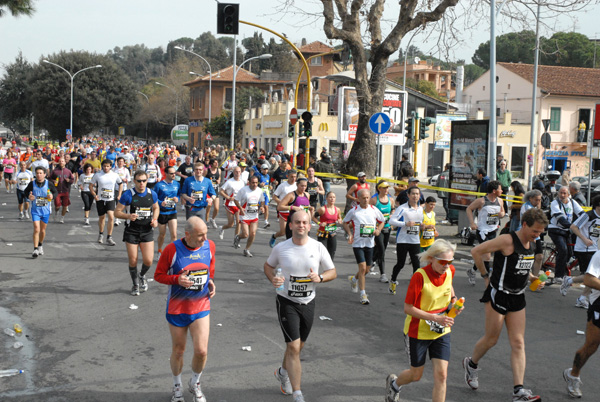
[413,118,420,175]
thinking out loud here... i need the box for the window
[310,56,322,66]
[508,84,511,90]
[224,88,233,108]
[510,146,526,179]
[198,89,204,110]
[550,107,561,131]
[191,89,196,110]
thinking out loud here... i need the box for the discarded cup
[13,324,22,334]
[217,323,222,327]
[129,304,138,310]
[241,346,252,352]
[319,316,333,321]
[4,328,16,337]
[238,279,244,284]
[13,342,23,349]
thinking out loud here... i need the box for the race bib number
[185,167,193,175]
[425,313,447,334]
[164,198,175,208]
[247,202,259,213]
[383,212,390,223]
[423,229,435,240]
[101,188,113,199]
[212,182,219,192]
[486,214,499,226]
[287,275,314,297]
[19,178,29,186]
[147,170,157,181]
[188,269,208,291]
[325,223,337,233]
[590,225,600,239]
[136,207,151,218]
[307,188,317,196]
[192,191,203,201]
[83,177,92,184]
[359,224,375,238]
[35,197,49,207]
[407,223,420,235]
[515,255,534,272]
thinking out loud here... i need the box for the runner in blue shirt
[154,165,180,257]
[181,162,216,221]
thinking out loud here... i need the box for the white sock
[279,366,288,377]
[191,370,202,385]
[293,390,302,398]
[360,290,366,296]
[173,373,182,386]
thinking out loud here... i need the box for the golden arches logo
[319,122,329,131]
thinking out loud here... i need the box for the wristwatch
[319,275,324,283]
[481,272,489,279]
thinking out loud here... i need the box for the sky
[1,0,600,74]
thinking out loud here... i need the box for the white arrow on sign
[375,115,387,133]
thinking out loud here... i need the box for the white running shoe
[575,295,589,309]
[210,218,218,229]
[274,367,292,395]
[115,218,121,226]
[243,249,253,257]
[84,218,90,226]
[360,293,370,305]
[25,210,30,219]
[106,237,116,246]
[348,276,358,293]
[188,378,206,402]
[32,248,39,258]
[219,227,225,240]
[466,268,476,286]
[131,285,140,296]
[463,357,479,390]
[139,275,148,292]
[293,394,305,402]
[379,274,389,283]
[264,220,270,228]
[171,383,185,402]
[38,246,44,256]
[560,276,573,296]
[18,212,24,220]
[59,216,64,224]
[385,374,401,402]
[98,234,104,244]
[512,387,541,401]
[563,368,583,398]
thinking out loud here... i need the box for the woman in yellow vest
[420,196,439,252]
[385,239,461,402]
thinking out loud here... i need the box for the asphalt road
[1,185,599,402]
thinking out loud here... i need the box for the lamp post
[42,60,102,137]
[230,49,272,150]
[154,82,178,126]
[174,46,213,123]
[136,91,150,142]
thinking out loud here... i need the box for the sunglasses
[435,257,454,266]
[136,179,147,183]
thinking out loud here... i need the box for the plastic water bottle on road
[0,369,24,378]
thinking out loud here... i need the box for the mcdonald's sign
[319,122,329,132]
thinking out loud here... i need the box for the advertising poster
[171,124,189,145]
[337,87,407,144]
[434,113,467,150]
[449,120,489,209]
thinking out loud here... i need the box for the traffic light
[419,117,435,140]
[225,118,232,135]
[288,122,295,138]
[299,123,305,138]
[217,3,239,35]
[405,116,414,141]
[301,111,313,137]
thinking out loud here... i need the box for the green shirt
[496,169,512,188]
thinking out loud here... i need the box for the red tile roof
[298,41,333,54]
[183,66,287,86]
[499,62,600,97]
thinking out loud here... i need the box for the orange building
[387,59,454,99]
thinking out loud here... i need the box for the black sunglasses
[136,179,147,183]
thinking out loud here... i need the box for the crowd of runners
[1,137,599,402]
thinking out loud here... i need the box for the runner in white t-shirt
[264,210,337,400]
[218,166,245,240]
[113,157,132,226]
[90,159,123,246]
[343,188,385,305]
[271,171,298,246]
[233,175,264,257]
[15,161,34,219]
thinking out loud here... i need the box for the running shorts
[225,204,239,215]
[158,213,177,225]
[276,294,315,343]
[96,200,116,216]
[480,285,526,315]
[123,225,154,244]
[353,246,374,266]
[54,192,71,208]
[404,333,451,367]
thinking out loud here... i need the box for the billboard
[171,124,189,145]
[434,113,467,149]
[449,120,489,209]
[337,87,407,144]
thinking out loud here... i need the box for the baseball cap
[239,162,247,167]
[409,177,420,183]
[377,181,390,188]
[261,164,269,169]
[357,172,366,177]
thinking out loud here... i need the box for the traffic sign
[369,112,391,135]
[206,133,213,141]
[66,129,72,140]
[249,140,255,149]
[290,108,298,125]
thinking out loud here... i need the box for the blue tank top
[31,180,51,216]
[375,194,392,228]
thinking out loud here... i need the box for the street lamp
[154,82,178,126]
[136,91,150,142]
[42,60,102,137]
[174,46,213,123]
[231,52,272,150]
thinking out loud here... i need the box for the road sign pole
[376,129,381,178]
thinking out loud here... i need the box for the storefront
[541,143,589,176]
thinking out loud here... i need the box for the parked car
[429,174,440,187]
[573,172,600,199]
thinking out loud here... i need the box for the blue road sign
[369,113,391,135]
